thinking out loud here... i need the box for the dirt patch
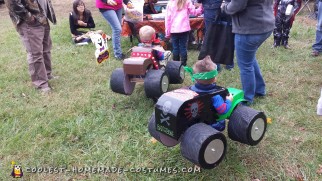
[296,16,317,27]
[0,3,8,17]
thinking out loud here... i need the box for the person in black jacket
[143,0,158,14]
[222,0,275,105]
[70,0,102,43]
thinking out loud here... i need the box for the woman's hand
[78,20,87,26]
[107,0,117,6]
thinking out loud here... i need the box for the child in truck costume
[138,25,171,66]
[273,0,301,48]
[185,55,233,131]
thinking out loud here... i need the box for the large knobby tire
[180,123,227,169]
[144,70,169,98]
[148,112,179,147]
[165,61,185,84]
[228,104,267,146]
[110,68,136,95]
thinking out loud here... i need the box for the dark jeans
[202,0,222,31]
[171,31,189,60]
[202,2,234,70]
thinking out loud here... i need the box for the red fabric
[122,17,204,41]
[96,0,123,10]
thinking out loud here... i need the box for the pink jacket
[96,0,123,11]
[165,0,203,37]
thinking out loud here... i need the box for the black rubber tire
[228,104,267,146]
[180,123,227,169]
[165,61,185,84]
[110,68,136,95]
[148,112,179,147]
[144,70,169,98]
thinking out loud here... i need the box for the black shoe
[273,39,281,48]
[255,93,266,98]
[312,50,320,57]
[115,53,126,60]
[273,44,279,48]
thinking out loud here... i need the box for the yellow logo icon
[11,161,23,178]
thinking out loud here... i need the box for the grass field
[0,1,322,180]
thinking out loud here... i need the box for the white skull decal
[162,101,172,115]
[191,102,199,118]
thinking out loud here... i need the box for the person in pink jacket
[165,0,203,65]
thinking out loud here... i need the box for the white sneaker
[163,51,172,65]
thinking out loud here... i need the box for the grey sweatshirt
[222,0,275,34]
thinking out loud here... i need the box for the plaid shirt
[5,0,56,28]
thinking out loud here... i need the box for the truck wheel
[144,70,169,98]
[180,123,227,169]
[228,104,267,146]
[148,112,179,147]
[165,61,185,84]
[110,68,135,95]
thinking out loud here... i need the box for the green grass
[1,6,322,180]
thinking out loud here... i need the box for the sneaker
[283,44,291,49]
[211,120,226,132]
[272,44,279,48]
[241,101,252,106]
[48,75,59,80]
[311,50,320,57]
[255,93,266,99]
[115,53,126,60]
[225,64,234,70]
[163,51,172,64]
[38,87,51,94]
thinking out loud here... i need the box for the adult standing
[312,0,322,57]
[96,0,130,60]
[4,0,57,93]
[198,0,234,70]
[221,0,275,104]
[197,0,222,31]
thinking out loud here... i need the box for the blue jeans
[235,31,272,103]
[313,1,322,52]
[100,9,123,58]
[202,0,222,31]
[171,31,189,59]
